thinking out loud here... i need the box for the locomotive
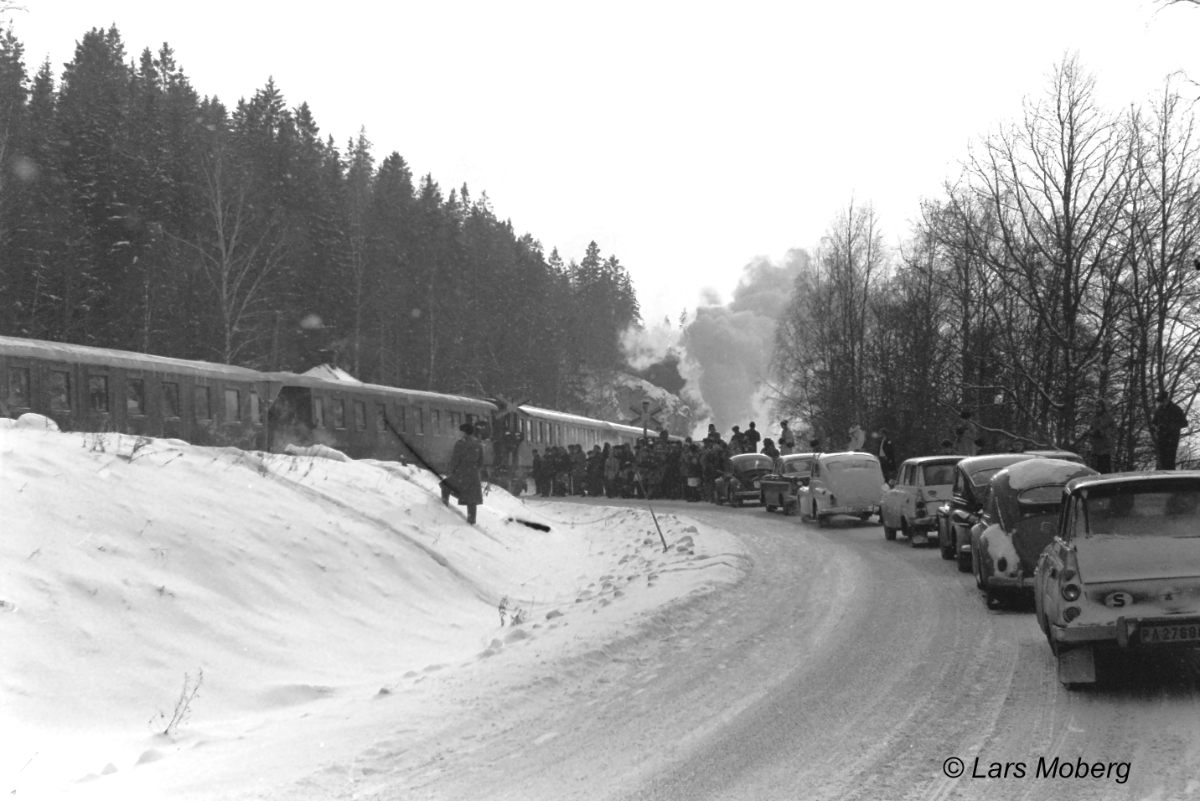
[0,335,662,492]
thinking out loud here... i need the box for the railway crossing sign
[629,401,664,436]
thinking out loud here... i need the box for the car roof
[900,455,964,467]
[995,458,1097,492]
[780,452,818,461]
[731,452,774,463]
[957,453,1043,472]
[819,450,881,463]
[1065,470,1200,494]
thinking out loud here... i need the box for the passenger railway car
[265,369,498,472]
[0,335,270,450]
[1,336,671,495]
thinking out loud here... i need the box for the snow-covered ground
[0,415,747,800]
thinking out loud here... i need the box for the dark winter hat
[459,422,475,434]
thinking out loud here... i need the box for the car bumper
[983,574,1033,591]
[825,504,878,516]
[1051,617,1200,648]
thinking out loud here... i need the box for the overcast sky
[9,0,1200,323]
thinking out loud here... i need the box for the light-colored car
[880,455,961,546]
[759,452,818,515]
[800,451,885,526]
[1034,471,1200,687]
[972,458,1097,607]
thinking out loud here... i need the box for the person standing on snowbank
[442,422,485,524]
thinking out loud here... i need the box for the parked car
[799,451,886,526]
[880,455,962,546]
[1033,471,1200,687]
[972,459,1098,607]
[713,452,776,507]
[937,450,1081,572]
[760,452,818,514]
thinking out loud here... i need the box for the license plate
[1141,623,1200,644]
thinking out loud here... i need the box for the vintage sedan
[760,452,818,514]
[799,451,886,526]
[938,450,1081,572]
[880,455,961,546]
[1034,471,1200,687]
[972,459,1098,607]
[713,452,776,507]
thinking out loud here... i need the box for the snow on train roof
[274,367,496,409]
[518,404,669,438]
[0,335,264,379]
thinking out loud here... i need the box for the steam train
[0,335,663,492]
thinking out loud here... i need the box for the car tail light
[997,557,1008,573]
[1062,581,1081,602]
[829,494,837,506]
[1063,606,1081,622]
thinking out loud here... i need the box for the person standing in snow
[1152,390,1189,470]
[442,422,485,524]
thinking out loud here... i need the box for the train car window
[49,370,71,411]
[375,403,387,432]
[354,400,366,431]
[415,406,425,435]
[397,405,407,433]
[332,398,346,429]
[162,382,181,419]
[450,411,461,431]
[312,396,325,428]
[127,379,146,416]
[431,409,441,435]
[249,390,262,425]
[7,366,31,410]
[88,375,110,413]
[224,388,242,421]
[193,386,211,420]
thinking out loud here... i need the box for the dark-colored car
[936,450,1081,572]
[760,452,818,514]
[972,458,1097,607]
[714,453,777,507]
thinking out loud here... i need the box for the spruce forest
[0,26,641,409]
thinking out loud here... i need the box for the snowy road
[347,499,1200,801]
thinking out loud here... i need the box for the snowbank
[0,421,746,799]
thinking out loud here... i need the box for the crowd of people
[528,419,814,503]
[522,390,1196,507]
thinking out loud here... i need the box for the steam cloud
[623,249,811,439]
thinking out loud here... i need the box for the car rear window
[923,464,955,485]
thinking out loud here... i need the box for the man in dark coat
[442,422,485,524]
[1152,390,1189,470]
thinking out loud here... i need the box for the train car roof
[0,335,266,381]
[265,369,497,410]
[520,404,681,440]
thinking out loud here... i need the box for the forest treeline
[775,56,1200,469]
[0,26,640,408]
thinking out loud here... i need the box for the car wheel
[883,523,897,541]
[956,545,972,573]
[783,500,796,516]
[939,526,955,560]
